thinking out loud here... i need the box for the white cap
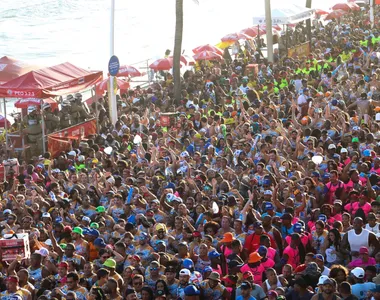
[352,126,360,131]
[42,212,51,218]
[82,216,91,223]
[68,151,76,156]
[3,209,12,215]
[318,275,329,285]
[180,151,189,158]
[78,155,85,162]
[172,197,183,203]
[340,148,348,154]
[328,144,336,150]
[376,113,380,122]
[179,269,191,276]
[264,190,273,195]
[132,98,140,104]
[27,106,37,113]
[45,239,53,247]
[35,247,49,257]
[351,267,365,278]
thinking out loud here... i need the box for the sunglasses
[102,256,110,259]
[150,267,159,271]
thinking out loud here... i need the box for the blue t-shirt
[352,282,375,300]
[236,296,256,300]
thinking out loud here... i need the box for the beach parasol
[315,9,329,15]
[332,2,360,11]
[149,57,184,71]
[96,77,130,92]
[192,44,223,55]
[240,27,266,37]
[193,50,223,61]
[0,114,10,128]
[116,65,142,77]
[14,98,58,111]
[169,55,195,66]
[221,32,252,42]
[325,9,347,20]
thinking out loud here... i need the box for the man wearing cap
[56,272,88,300]
[165,265,179,298]
[135,232,154,266]
[244,221,275,255]
[348,247,376,269]
[145,261,166,290]
[103,258,123,288]
[236,281,256,300]
[236,271,267,300]
[150,223,175,252]
[199,271,228,299]
[0,275,32,300]
[177,269,192,300]
[351,267,375,300]
[70,227,89,261]
[310,278,338,300]
[182,258,203,286]
[183,284,200,300]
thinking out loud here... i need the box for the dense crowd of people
[1,3,380,300]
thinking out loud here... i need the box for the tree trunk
[173,0,183,105]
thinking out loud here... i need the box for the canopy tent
[0,56,40,84]
[0,62,103,99]
[14,98,58,111]
[252,4,315,25]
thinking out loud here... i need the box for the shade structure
[193,50,223,61]
[253,4,314,25]
[149,58,184,71]
[0,114,10,128]
[116,65,142,77]
[332,2,360,11]
[221,32,252,42]
[96,77,130,92]
[324,9,347,20]
[0,62,103,99]
[0,56,40,84]
[14,98,58,111]
[192,44,223,56]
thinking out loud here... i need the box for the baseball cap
[340,148,348,154]
[351,267,365,278]
[208,250,221,259]
[318,275,329,285]
[3,209,11,215]
[328,144,336,150]
[352,137,359,143]
[323,279,334,286]
[293,223,303,233]
[243,271,253,279]
[94,238,107,248]
[42,212,51,218]
[35,247,49,257]
[264,190,273,196]
[241,281,252,290]
[183,258,194,269]
[359,247,369,255]
[314,254,324,262]
[82,216,91,223]
[179,269,191,276]
[184,285,200,296]
[265,202,274,211]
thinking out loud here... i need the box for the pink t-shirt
[351,202,372,216]
[332,213,342,222]
[283,246,300,269]
[212,265,222,275]
[371,167,380,175]
[285,234,309,248]
[267,247,277,261]
[348,257,376,268]
[262,258,275,269]
[240,263,265,285]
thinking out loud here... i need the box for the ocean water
[0,0,346,72]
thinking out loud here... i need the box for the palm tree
[173,0,198,105]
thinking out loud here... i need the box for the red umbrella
[193,44,223,55]
[0,56,40,84]
[193,51,223,61]
[332,2,359,11]
[240,27,266,37]
[0,114,10,128]
[96,77,130,92]
[169,55,195,66]
[325,9,347,20]
[315,9,329,15]
[221,32,252,42]
[116,65,142,77]
[149,57,183,71]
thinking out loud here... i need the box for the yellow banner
[288,42,310,58]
